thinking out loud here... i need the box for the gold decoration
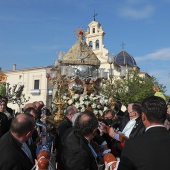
[153,86,160,92]
[0,71,7,82]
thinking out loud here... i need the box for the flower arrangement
[63,93,109,117]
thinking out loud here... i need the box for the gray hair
[72,112,81,126]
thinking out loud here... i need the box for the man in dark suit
[108,102,145,157]
[57,105,77,139]
[118,102,145,138]
[118,96,170,170]
[0,113,36,170]
[61,110,99,170]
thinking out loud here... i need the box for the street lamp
[46,52,68,124]
[107,53,114,83]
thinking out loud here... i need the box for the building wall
[4,66,52,112]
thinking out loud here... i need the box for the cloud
[136,48,170,61]
[118,0,155,20]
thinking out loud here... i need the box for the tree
[0,83,6,96]
[101,70,166,106]
[5,83,30,111]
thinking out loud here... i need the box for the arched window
[96,40,99,49]
[89,41,93,49]
[93,28,95,33]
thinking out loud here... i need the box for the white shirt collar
[145,125,165,132]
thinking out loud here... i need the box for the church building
[3,19,149,112]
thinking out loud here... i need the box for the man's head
[0,97,6,112]
[103,109,115,126]
[114,101,122,111]
[128,102,142,120]
[24,107,38,120]
[39,101,45,107]
[167,103,170,121]
[10,113,36,142]
[66,106,78,122]
[166,99,170,119]
[24,103,36,111]
[74,110,98,141]
[141,96,167,127]
[1,96,8,107]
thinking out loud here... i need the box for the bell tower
[85,19,110,68]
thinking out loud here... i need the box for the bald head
[74,110,98,136]
[34,101,41,110]
[66,106,78,115]
[24,103,36,111]
[10,113,35,136]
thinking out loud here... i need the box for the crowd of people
[0,95,170,170]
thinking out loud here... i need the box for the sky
[1,0,170,95]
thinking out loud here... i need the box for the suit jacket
[112,116,145,157]
[0,132,34,170]
[118,126,170,170]
[119,116,145,138]
[0,112,10,137]
[116,110,125,117]
[61,130,98,170]
[58,116,72,139]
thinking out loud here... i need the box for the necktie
[21,142,34,163]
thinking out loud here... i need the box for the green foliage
[5,83,30,109]
[101,70,166,106]
[0,83,6,96]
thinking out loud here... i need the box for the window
[96,40,99,49]
[89,41,93,50]
[93,28,95,33]
[34,80,39,89]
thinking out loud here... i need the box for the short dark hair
[24,107,37,115]
[141,96,167,124]
[0,97,5,104]
[132,102,142,115]
[74,110,98,136]
[116,101,122,106]
[103,109,115,117]
[10,113,35,136]
[2,96,8,102]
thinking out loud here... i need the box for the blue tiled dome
[114,50,136,66]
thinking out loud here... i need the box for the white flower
[63,96,67,100]
[72,94,79,99]
[90,93,95,98]
[93,109,98,115]
[85,101,90,106]
[93,97,97,100]
[79,100,84,105]
[100,98,105,104]
[97,105,102,109]
[81,107,85,112]
[99,110,103,116]
[64,93,109,113]
[68,99,73,105]
[75,102,80,109]
[80,96,85,101]
[92,103,97,108]
[104,106,109,111]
